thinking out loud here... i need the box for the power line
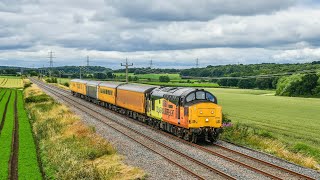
[121,58,133,83]
[196,58,199,68]
[47,51,55,77]
[86,56,90,66]
[150,59,153,68]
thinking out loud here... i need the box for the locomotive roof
[117,83,157,93]
[151,87,197,98]
[99,81,125,88]
[70,79,89,84]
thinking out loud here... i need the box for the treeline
[276,74,320,97]
[181,61,320,77]
[214,77,279,89]
[113,67,180,74]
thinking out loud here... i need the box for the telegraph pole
[121,58,133,83]
[48,51,55,77]
[196,58,199,68]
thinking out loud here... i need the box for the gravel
[214,141,320,179]
[41,86,196,180]
[35,80,320,180]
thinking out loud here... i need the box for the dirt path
[9,91,19,180]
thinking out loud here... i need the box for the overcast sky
[1,0,320,69]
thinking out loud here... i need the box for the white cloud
[0,0,320,68]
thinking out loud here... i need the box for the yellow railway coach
[98,81,124,105]
[70,79,88,96]
[116,84,156,114]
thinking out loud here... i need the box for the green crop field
[0,77,23,88]
[0,88,41,179]
[56,78,71,84]
[141,81,219,87]
[207,88,320,159]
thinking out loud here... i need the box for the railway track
[31,78,316,180]
[32,78,235,180]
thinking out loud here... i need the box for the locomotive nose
[197,108,220,126]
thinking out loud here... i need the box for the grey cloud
[105,0,297,21]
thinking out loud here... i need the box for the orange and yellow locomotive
[70,79,223,143]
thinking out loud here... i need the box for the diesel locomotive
[70,79,223,143]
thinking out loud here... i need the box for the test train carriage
[70,79,223,143]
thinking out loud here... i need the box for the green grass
[207,88,320,163]
[17,91,42,179]
[0,90,16,179]
[0,76,21,79]
[114,73,182,80]
[141,81,219,87]
[0,90,10,125]
[56,78,70,84]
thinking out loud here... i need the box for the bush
[63,82,70,87]
[25,94,52,103]
[46,78,57,83]
[24,82,32,89]
[159,76,170,82]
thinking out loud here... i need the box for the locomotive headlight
[211,111,214,114]
[206,118,209,122]
[200,111,203,114]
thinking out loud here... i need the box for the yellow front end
[188,102,222,128]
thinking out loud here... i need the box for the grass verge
[17,90,42,179]
[221,122,320,170]
[24,84,145,179]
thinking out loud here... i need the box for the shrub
[159,76,170,82]
[24,82,32,89]
[46,78,58,83]
[63,82,69,87]
[25,94,52,103]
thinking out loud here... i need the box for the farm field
[0,88,41,179]
[0,76,23,88]
[207,88,320,161]
[55,76,219,88]
[114,73,182,80]
[141,81,219,87]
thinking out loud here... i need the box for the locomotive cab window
[186,93,195,102]
[196,91,205,100]
[206,92,216,103]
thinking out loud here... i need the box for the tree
[159,76,170,82]
[255,78,273,89]
[276,74,319,96]
[238,79,256,89]
[94,72,107,79]
[106,72,114,79]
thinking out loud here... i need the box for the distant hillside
[180,61,320,78]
